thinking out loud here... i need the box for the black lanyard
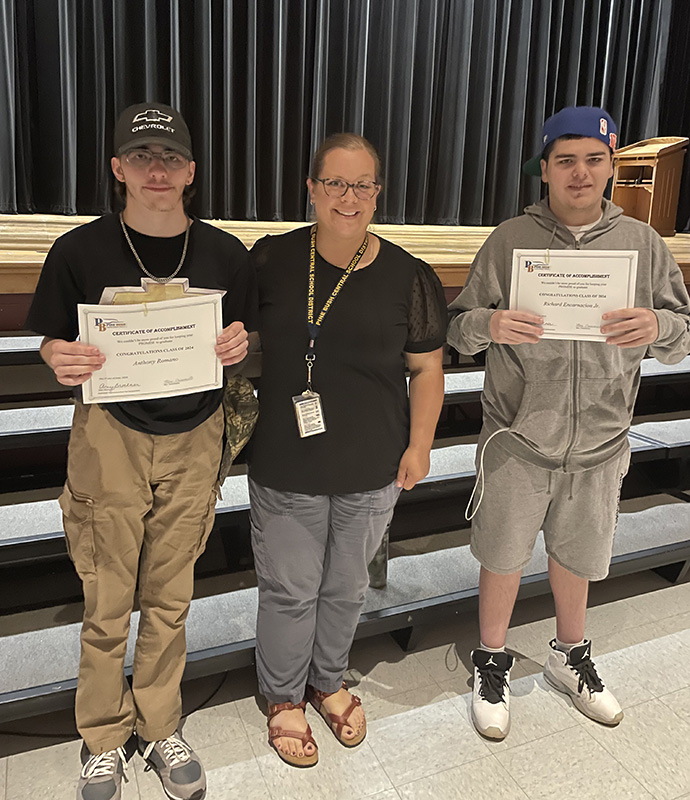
[305,227,368,390]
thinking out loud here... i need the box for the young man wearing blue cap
[27,102,256,799]
[447,106,690,740]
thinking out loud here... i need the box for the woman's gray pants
[248,477,400,705]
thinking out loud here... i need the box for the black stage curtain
[0,0,686,226]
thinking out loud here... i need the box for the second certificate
[510,249,638,342]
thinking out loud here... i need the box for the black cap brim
[116,136,193,161]
[523,153,543,177]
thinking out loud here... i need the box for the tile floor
[1,570,689,800]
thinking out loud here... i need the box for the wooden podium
[611,137,688,236]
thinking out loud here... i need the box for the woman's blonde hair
[309,133,383,185]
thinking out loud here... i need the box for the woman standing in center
[248,133,446,767]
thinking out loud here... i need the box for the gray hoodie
[447,199,690,473]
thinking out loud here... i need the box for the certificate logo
[524,260,549,273]
[94,317,126,331]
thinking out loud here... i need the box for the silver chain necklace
[119,213,190,284]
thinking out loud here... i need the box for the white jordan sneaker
[543,639,623,725]
[470,648,514,739]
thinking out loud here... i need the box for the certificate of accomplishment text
[510,250,638,342]
[77,294,223,404]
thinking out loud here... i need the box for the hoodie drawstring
[547,471,574,499]
[544,224,558,265]
[466,430,576,516]
[466,428,510,521]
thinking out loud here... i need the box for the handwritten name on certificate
[77,294,223,404]
[509,250,638,342]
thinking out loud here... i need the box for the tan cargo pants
[60,401,223,754]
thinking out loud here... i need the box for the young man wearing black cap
[447,106,690,740]
[26,103,256,800]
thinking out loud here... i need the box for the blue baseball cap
[523,106,618,176]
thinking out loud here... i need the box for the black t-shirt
[26,213,257,435]
[247,226,447,495]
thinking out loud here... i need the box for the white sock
[555,637,585,653]
[479,642,506,653]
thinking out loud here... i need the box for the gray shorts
[470,436,630,581]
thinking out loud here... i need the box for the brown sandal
[306,682,367,747]
[267,700,319,768]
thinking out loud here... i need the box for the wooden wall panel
[2,214,689,329]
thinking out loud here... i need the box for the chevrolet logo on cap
[132,109,173,125]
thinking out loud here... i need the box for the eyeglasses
[312,177,379,200]
[124,149,189,170]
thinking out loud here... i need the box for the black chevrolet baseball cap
[114,102,193,160]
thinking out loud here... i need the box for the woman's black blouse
[248,225,447,495]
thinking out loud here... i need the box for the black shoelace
[571,656,605,695]
[477,666,509,704]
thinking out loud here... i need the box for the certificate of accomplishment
[509,250,638,342]
[77,293,223,404]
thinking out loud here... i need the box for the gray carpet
[640,355,690,376]
[630,419,690,447]
[424,442,476,481]
[0,335,42,352]
[0,355,687,438]
[0,433,659,544]
[0,499,64,543]
[443,371,484,393]
[0,475,250,545]
[3,498,689,697]
[0,442,477,544]
[612,495,690,555]
[0,405,73,435]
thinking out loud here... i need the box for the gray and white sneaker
[470,648,514,739]
[139,731,206,800]
[543,639,623,725]
[77,744,128,800]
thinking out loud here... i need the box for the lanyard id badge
[294,227,368,438]
[292,390,326,436]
